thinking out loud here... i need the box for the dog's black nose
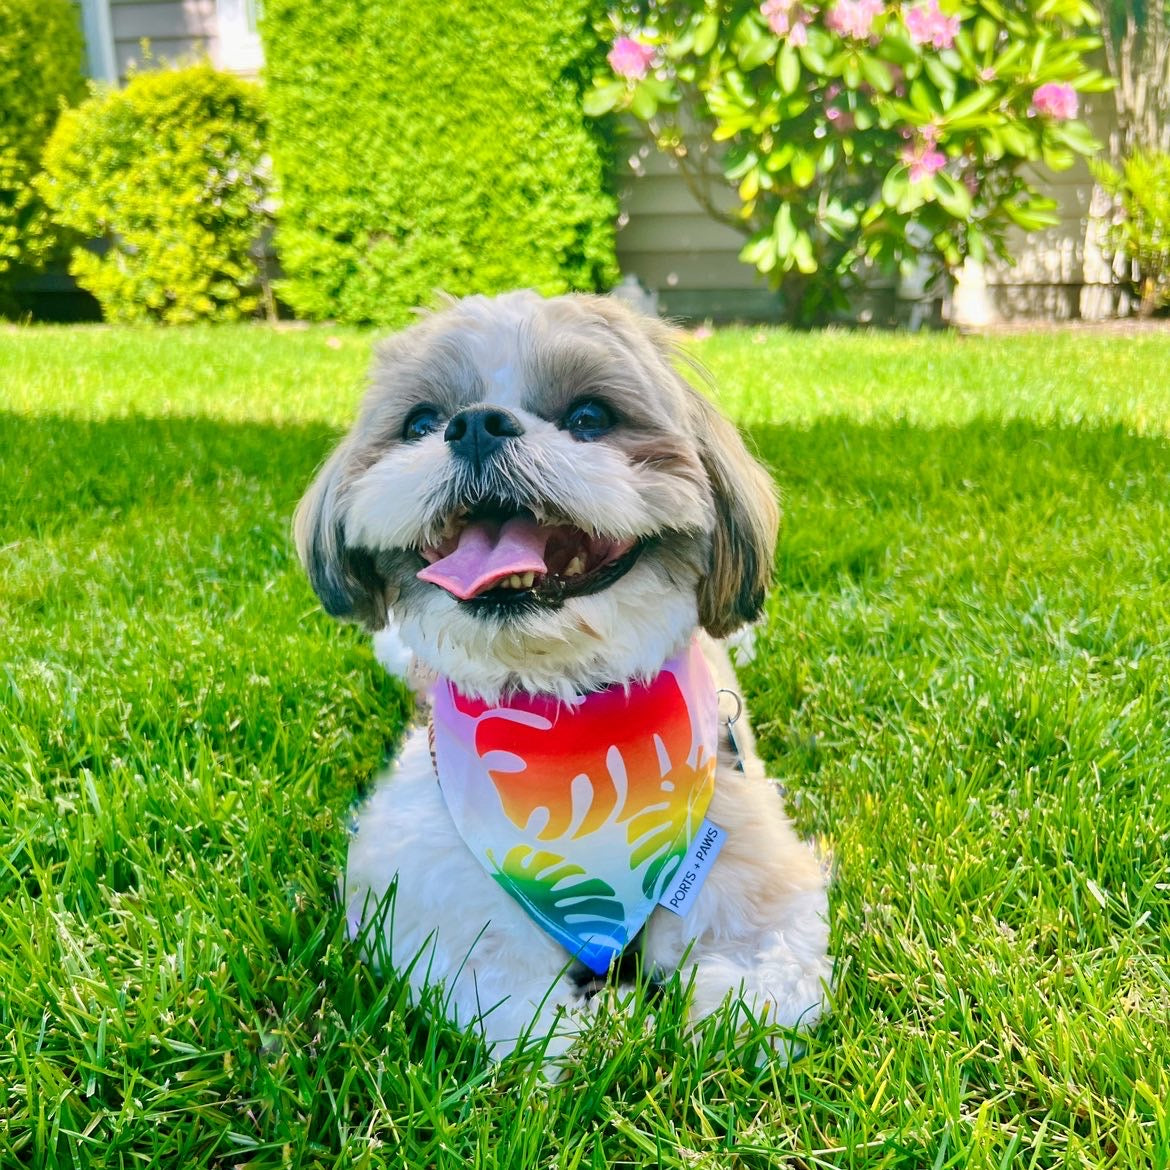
[444,406,525,468]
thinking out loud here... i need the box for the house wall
[107,0,219,78]
[983,94,1122,321]
[614,137,778,321]
[616,96,1123,324]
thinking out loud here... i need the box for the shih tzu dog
[295,291,831,1062]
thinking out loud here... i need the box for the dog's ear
[575,294,779,637]
[686,387,779,638]
[293,441,390,630]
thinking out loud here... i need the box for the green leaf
[694,13,720,56]
[773,201,797,256]
[860,55,894,93]
[734,14,777,70]
[583,84,622,117]
[941,86,997,122]
[739,33,778,70]
[1051,119,1102,155]
[909,78,941,115]
[934,171,973,218]
[974,17,998,54]
[799,42,828,72]
[765,142,795,171]
[790,150,817,187]
[1002,198,1059,230]
[629,85,659,120]
[1030,36,1049,77]
[998,123,1033,156]
[740,232,778,272]
[990,41,1025,76]
[880,33,920,66]
[777,43,801,95]
[792,230,817,274]
[968,223,987,262]
[882,164,910,206]
[923,55,955,93]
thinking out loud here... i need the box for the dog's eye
[402,405,442,442]
[562,398,615,441]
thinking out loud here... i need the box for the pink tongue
[417,517,552,600]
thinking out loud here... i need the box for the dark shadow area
[0,411,344,538]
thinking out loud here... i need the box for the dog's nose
[444,406,525,468]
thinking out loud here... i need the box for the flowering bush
[37,65,271,324]
[588,0,1111,319]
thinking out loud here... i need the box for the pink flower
[825,106,855,130]
[1032,82,1078,119]
[901,135,947,182]
[761,0,814,42]
[761,0,792,33]
[608,36,655,80]
[826,0,884,40]
[904,0,960,50]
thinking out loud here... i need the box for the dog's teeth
[564,556,584,578]
[509,574,522,588]
[521,571,535,588]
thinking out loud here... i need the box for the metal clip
[716,688,746,773]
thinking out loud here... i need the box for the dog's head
[295,291,778,698]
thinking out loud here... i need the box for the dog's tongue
[417,517,551,600]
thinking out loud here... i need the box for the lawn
[2,322,1169,1169]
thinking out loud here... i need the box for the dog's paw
[687,898,832,1045]
[469,980,597,1079]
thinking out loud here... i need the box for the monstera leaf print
[488,845,627,946]
[452,668,708,844]
[626,751,716,898]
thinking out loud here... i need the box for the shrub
[0,0,86,303]
[589,0,1110,321]
[37,64,270,324]
[260,0,619,326]
[1094,149,1170,315]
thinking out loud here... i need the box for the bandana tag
[657,817,725,915]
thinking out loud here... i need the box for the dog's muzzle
[444,405,525,472]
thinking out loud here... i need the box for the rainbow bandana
[431,641,720,974]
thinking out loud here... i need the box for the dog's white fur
[296,291,831,1061]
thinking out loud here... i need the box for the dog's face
[295,291,778,698]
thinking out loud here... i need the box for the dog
[295,291,831,1063]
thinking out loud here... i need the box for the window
[216,0,264,73]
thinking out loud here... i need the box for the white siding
[617,97,1123,322]
[108,0,218,79]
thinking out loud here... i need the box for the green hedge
[0,0,86,304]
[37,64,271,324]
[261,0,618,325]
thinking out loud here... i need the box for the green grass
[2,322,1169,1169]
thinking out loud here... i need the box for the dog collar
[430,640,720,974]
